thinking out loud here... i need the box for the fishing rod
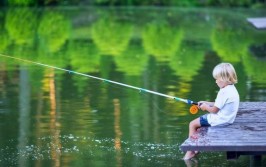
[0,53,199,114]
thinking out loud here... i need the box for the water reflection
[91,16,133,56]
[0,7,266,167]
[142,22,183,62]
[18,66,30,167]
[113,99,122,167]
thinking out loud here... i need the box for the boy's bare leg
[189,118,201,137]
[183,118,201,160]
[183,151,197,160]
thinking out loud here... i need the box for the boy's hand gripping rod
[0,54,200,114]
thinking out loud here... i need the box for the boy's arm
[198,101,215,107]
[199,102,219,113]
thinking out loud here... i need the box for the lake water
[0,7,266,167]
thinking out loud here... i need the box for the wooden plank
[180,102,266,152]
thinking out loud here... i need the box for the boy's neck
[221,84,233,89]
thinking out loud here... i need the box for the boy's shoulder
[218,85,238,97]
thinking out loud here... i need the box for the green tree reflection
[169,41,205,81]
[142,22,183,62]
[38,11,70,53]
[91,17,133,56]
[123,76,150,141]
[211,18,251,63]
[114,43,148,76]
[243,52,266,84]
[36,11,70,86]
[165,81,193,116]
[5,8,37,46]
[68,40,100,93]
[167,41,205,116]
[4,9,37,62]
[37,49,68,68]
[69,40,100,73]
[0,23,10,53]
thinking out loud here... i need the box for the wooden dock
[180,102,266,160]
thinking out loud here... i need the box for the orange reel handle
[189,105,199,114]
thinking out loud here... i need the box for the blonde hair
[212,63,237,84]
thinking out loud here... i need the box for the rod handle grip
[192,102,198,105]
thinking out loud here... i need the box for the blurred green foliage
[114,44,149,76]
[169,41,205,81]
[69,41,100,73]
[38,11,70,53]
[142,22,183,62]
[242,52,266,84]
[211,18,252,63]
[5,8,37,46]
[2,0,265,7]
[91,17,133,56]
[1,7,266,86]
[4,8,38,62]
[8,0,36,6]
[1,10,266,163]
[0,24,10,52]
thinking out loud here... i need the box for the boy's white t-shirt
[207,84,239,126]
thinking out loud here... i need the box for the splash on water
[0,134,182,166]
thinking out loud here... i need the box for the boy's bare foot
[190,134,199,139]
[184,158,198,167]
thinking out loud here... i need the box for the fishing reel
[189,105,199,114]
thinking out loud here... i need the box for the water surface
[0,7,266,167]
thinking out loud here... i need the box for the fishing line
[0,53,199,114]
[105,82,166,113]
[140,92,168,113]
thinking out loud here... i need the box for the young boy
[183,62,240,160]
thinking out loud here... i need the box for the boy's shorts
[200,114,211,127]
